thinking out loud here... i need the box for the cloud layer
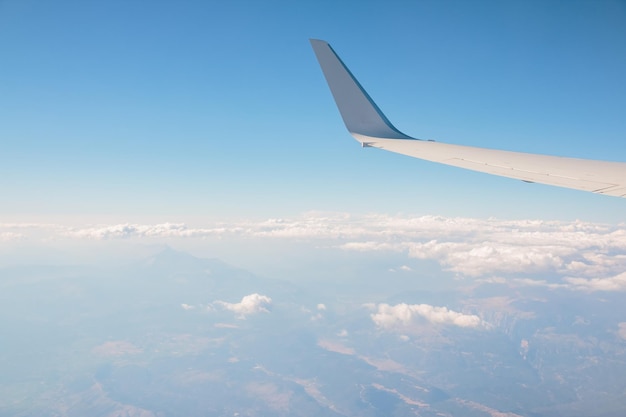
[3,213,626,291]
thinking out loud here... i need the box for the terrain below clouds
[1,241,626,417]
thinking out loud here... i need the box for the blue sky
[1,0,625,222]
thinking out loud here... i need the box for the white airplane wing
[310,39,626,198]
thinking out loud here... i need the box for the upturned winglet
[309,39,626,197]
[309,39,412,141]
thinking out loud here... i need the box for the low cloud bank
[4,213,626,291]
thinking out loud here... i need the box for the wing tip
[310,39,412,141]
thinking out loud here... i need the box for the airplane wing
[310,39,626,198]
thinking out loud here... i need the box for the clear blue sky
[1,0,625,222]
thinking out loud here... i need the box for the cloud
[0,232,24,241]
[362,303,377,311]
[310,313,323,321]
[214,323,239,329]
[317,339,355,355]
[5,213,626,291]
[317,303,326,311]
[64,223,226,239]
[617,323,626,340]
[407,240,566,277]
[181,303,195,310]
[389,265,413,272]
[341,241,397,251]
[215,293,272,318]
[509,278,567,290]
[371,303,484,329]
[564,272,626,292]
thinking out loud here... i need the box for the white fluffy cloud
[64,223,226,239]
[215,293,272,318]
[564,272,626,292]
[371,303,484,329]
[406,240,566,277]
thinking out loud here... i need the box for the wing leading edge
[310,39,626,198]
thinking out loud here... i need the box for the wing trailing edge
[310,39,626,198]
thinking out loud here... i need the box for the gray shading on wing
[310,39,626,198]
